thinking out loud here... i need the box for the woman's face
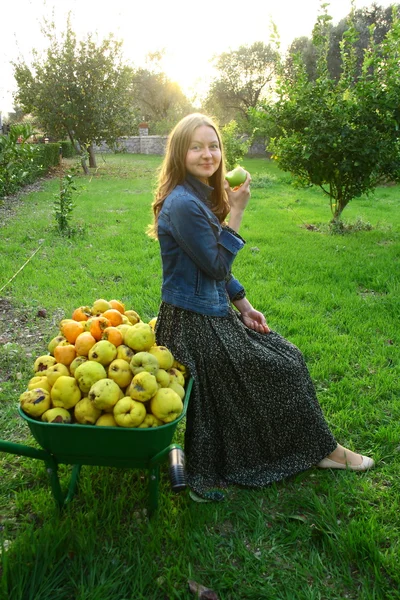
[185,125,222,183]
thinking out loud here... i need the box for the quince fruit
[114,397,146,427]
[150,388,183,423]
[74,360,107,394]
[129,371,158,402]
[124,322,155,352]
[148,345,174,370]
[89,378,121,411]
[20,388,51,418]
[41,407,72,423]
[51,375,81,409]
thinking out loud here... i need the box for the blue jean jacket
[157,174,245,316]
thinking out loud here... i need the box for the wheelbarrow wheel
[168,447,187,492]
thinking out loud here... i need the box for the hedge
[33,141,77,173]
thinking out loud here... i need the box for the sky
[0,0,396,116]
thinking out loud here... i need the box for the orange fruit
[72,306,91,321]
[102,309,123,327]
[88,316,111,341]
[109,299,125,314]
[48,335,67,355]
[101,327,123,347]
[54,342,77,366]
[61,320,85,344]
[75,331,97,356]
[59,318,75,330]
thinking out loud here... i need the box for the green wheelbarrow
[0,378,193,516]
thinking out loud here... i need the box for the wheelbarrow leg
[147,444,187,516]
[43,456,65,510]
[45,460,81,509]
[64,465,82,505]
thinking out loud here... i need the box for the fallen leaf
[188,580,219,599]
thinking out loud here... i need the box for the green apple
[225,166,247,188]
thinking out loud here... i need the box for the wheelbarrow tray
[18,377,192,470]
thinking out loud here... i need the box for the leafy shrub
[34,143,60,174]
[53,168,82,237]
[0,124,40,197]
[329,217,373,235]
[59,141,76,158]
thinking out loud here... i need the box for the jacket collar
[184,173,214,207]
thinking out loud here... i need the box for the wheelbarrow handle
[0,438,50,462]
[0,437,79,510]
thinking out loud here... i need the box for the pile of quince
[19,298,189,428]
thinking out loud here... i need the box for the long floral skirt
[155,302,337,500]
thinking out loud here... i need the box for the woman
[148,113,374,502]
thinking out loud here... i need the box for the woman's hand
[241,308,271,334]
[233,297,270,334]
[224,171,251,233]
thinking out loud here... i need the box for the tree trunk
[67,130,89,175]
[88,144,97,168]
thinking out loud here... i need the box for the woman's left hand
[241,308,271,334]
[233,297,270,334]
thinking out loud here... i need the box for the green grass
[0,154,399,599]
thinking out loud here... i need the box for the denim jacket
[157,174,246,317]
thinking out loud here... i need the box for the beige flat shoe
[317,455,375,471]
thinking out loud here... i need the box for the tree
[252,3,400,223]
[13,17,136,173]
[285,37,318,83]
[286,3,400,82]
[204,42,279,128]
[6,104,27,125]
[131,53,193,134]
[221,120,252,171]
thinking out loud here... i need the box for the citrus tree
[252,3,400,223]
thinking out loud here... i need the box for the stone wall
[94,135,268,157]
[94,135,168,154]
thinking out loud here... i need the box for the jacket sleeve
[167,193,245,281]
[225,273,246,301]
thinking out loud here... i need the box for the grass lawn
[0,154,399,599]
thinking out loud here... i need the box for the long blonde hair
[147,113,229,239]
